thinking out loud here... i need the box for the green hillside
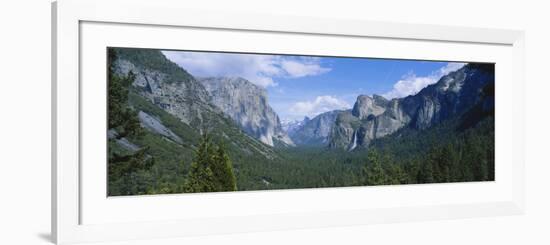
[109,87,286,195]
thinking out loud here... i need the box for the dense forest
[107,48,495,196]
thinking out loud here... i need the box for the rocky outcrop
[289,110,342,146]
[328,63,494,150]
[351,94,388,119]
[138,111,182,144]
[281,118,309,135]
[327,96,411,149]
[199,77,294,147]
[328,111,360,149]
[113,58,214,128]
[107,129,140,152]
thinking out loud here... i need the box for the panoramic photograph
[107,47,495,196]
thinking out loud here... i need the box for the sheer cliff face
[326,63,494,150]
[199,77,294,147]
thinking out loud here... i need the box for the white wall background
[1,0,548,244]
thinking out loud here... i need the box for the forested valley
[107,48,495,196]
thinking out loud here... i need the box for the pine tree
[211,142,237,191]
[107,48,153,195]
[107,48,141,138]
[364,150,387,185]
[417,159,434,184]
[184,133,238,192]
[439,143,457,182]
[108,148,153,181]
[184,163,216,193]
[184,133,216,192]
[387,164,408,184]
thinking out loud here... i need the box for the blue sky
[162,50,465,121]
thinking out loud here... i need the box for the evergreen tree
[417,159,434,183]
[107,48,153,195]
[364,150,387,185]
[439,143,456,182]
[108,148,153,181]
[404,158,421,184]
[184,133,216,192]
[184,162,216,193]
[461,132,481,181]
[211,142,237,191]
[386,163,408,184]
[184,133,238,192]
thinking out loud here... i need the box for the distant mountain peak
[288,110,343,146]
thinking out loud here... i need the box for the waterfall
[348,130,358,151]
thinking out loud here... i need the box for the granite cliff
[199,77,294,147]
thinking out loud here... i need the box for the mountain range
[289,63,494,151]
[108,47,495,194]
[112,47,494,154]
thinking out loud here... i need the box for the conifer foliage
[107,49,154,195]
[184,133,238,193]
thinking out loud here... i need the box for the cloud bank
[288,95,350,119]
[383,62,466,99]
[162,51,331,87]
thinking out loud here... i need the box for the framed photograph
[52,0,525,244]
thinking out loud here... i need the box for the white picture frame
[52,0,525,244]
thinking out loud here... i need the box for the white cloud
[280,60,331,78]
[161,51,331,87]
[289,95,351,119]
[383,62,466,99]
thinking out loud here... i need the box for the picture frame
[52,0,525,244]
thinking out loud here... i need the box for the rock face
[281,118,308,135]
[107,129,140,152]
[289,111,342,146]
[138,111,182,144]
[327,63,494,150]
[351,95,388,119]
[199,77,294,147]
[113,53,214,128]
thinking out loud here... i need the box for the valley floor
[109,114,494,196]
